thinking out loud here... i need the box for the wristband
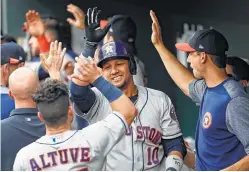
[166,155,183,171]
[93,76,122,103]
[37,35,50,53]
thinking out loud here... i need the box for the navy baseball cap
[108,15,137,44]
[98,41,131,68]
[176,29,229,57]
[1,42,26,65]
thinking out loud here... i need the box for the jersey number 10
[147,147,159,166]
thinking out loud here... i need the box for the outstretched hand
[24,10,45,37]
[40,40,66,80]
[84,7,111,44]
[150,10,163,46]
[71,54,101,84]
[67,4,85,29]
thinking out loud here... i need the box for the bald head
[9,67,39,100]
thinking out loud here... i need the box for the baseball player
[70,9,186,170]
[150,10,249,171]
[13,41,137,171]
[66,4,148,87]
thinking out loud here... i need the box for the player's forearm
[168,151,183,159]
[70,81,96,113]
[154,43,194,96]
[222,155,249,171]
[37,35,50,53]
[184,150,196,169]
[162,137,186,171]
[93,76,137,125]
[110,94,137,125]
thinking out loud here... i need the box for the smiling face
[101,58,132,89]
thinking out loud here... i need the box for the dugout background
[2,0,249,138]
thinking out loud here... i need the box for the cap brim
[175,43,196,52]
[9,58,20,65]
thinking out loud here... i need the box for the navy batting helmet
[98,41,137,75]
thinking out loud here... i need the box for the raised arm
[66,4,85,30]
[150,10,194,96]
[24,10,50,53]
[71,55,137,125]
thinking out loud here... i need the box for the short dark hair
[227,56,249,81]
[209,54,226,68]
[33,79,70,127]
[195,52,226,68]
[43,16,72,50]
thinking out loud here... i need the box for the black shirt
[1,108,45,171]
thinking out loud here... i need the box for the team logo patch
[202,112,212,129]
[102,42,117,58]
[104,44,114,54]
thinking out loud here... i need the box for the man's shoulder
[16,141,38,157]
[224,79,248,99]
[138,86,169,99]
[1,116,12,125]
[1,115,17,128]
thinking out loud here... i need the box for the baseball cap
[98,41,131,68]
[176,29,229,57]
[108,15,137,44]
[1,42,26,65]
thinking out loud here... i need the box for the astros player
[13,61,137,170]
[70,40,186,170]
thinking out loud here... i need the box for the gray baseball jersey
[13,112,127,171]
[74,85,182,170]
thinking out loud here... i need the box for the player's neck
[122,79,137,98]
[14,99,37,109]
[46,124,71,136]
[204,67,228,87]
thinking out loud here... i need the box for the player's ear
[8,90,14,99]
[19,62,25,67]
[200,52,207,64]
[68,106,73,117]
[38,112,45,122]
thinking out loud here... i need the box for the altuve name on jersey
[29,147,90,171]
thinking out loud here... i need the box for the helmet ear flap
[128,55,137,75]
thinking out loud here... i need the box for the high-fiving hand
[71,54,101,84]
[40,40,66,80]
[84,7,111,44]
[24,10,45,37]
[67,4,85,29]
[150,10,163,46]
